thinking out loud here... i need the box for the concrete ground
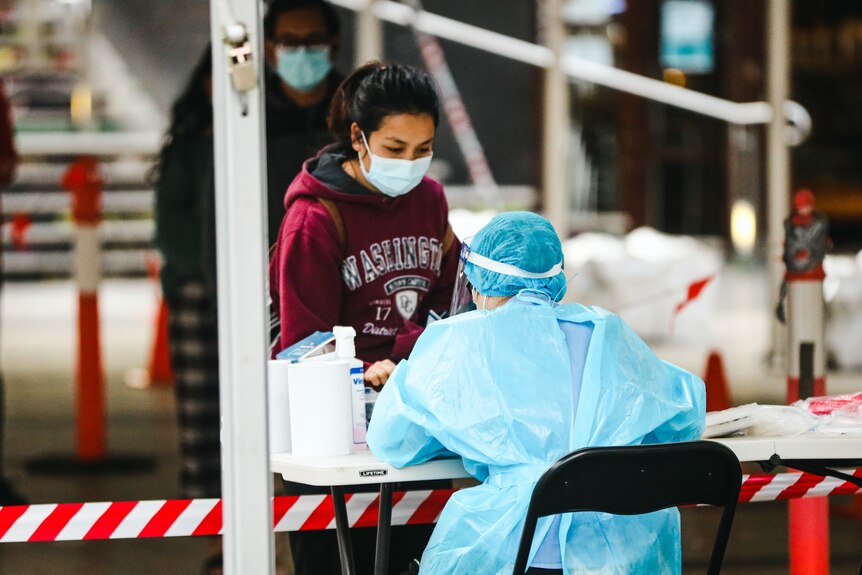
[0,268,859,574]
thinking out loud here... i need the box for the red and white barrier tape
[1,470,859,543]
[0,489,455,543]
[739,468,862,504]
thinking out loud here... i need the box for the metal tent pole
[357,0,383,65]
[765,2,830,572]
[538,0,570,237]
[767,0,791,369]
[209,1,274,573]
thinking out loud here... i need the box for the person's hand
[365,360,396,388]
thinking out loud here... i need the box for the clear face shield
[449,239,566,317]
[449,241,477,317]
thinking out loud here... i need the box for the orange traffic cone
[147,299,174,386]
[703,350,732,412]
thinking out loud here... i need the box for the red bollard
[25,156,153,476]
[62,156,105,462]
[782,189,830,575]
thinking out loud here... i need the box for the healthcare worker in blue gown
[367,211,706,575]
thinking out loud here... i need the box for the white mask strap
[554,271,579,301]
[360,130,372,157]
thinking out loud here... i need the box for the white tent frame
[210,1,274,574]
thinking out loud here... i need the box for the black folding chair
[512,441,742,575]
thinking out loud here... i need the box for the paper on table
[268,359,292,454]
[288,360,352,457]
[704,403,821,438]
[703,404,760,438]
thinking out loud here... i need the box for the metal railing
[331,0,810,134]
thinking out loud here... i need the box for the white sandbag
[563,227,723,339]
[824,252,862,368]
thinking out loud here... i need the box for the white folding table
[272,451,470,575]
[713,435,862,465]
[272,435,862,575]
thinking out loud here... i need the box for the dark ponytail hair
[163,47,213,149]
[327,62,440,151]
[150,46,212,184]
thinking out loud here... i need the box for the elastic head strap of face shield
[461,241,563,280]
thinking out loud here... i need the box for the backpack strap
[317,198,451,257]
[442,222,456,254]
[318,197,346,255]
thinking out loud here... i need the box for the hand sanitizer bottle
[334,326,367,451]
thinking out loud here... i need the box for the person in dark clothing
[153,48,223,575]
[0,78,26,507]
[263,0,342,246]
[155,48,220,500]
[269,62,459,575]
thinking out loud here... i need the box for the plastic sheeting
[824,251,862,368]
[704,393,862,438]
[449,213,723,340]
[561,227,723,340]
[368,296,705,574]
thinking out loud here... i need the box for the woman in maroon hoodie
[269,63,460,574]
[270,62,459,384]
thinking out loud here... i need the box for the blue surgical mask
[276,46,332,92]
[359,131,433,198]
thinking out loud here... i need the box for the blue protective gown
[367,296,705,575]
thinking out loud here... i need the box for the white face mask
[359,131,432,198]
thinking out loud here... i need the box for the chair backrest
[512,441,741,575]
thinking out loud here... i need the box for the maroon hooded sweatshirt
[269,157,460,363]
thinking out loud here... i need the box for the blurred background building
[2,0,862,281]
[0,0,860,573]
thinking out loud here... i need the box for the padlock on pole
[221,21,259,115]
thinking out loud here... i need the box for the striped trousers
[167,280,221,499]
